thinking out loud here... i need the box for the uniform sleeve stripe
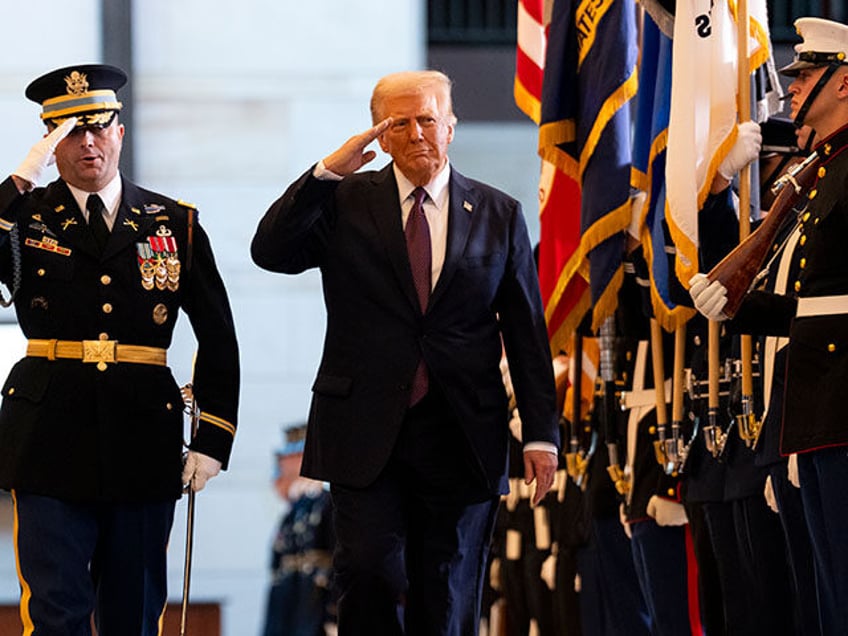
[199,412,236,436]
[0,219,13,232]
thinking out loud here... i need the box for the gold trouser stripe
[11,491,36,636]
[26,339,167,366]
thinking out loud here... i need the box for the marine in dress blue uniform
[0,64,239,635]
[690,18,848,633]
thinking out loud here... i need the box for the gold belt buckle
[82,339,117,371]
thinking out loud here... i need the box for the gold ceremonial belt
[27,339,167,371]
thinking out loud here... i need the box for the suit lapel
[368,165,421,312]
[429,169,476,308]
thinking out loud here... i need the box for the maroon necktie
[405,187,431,405]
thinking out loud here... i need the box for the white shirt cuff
[313,160,344,181]
[523,441,558,456]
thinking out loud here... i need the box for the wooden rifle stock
[706,150,822,317]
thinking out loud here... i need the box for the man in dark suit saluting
[251,70,559,635]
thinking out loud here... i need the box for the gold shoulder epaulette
[177,199,197,210]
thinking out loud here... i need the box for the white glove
[689,273,729,321]
[764,475,779,513]
[788,453,800,488]
[646,495,688,526]
[13,117,77,189]
[182,450,222,493]
[718,120,762,180]
[540,553,557,591]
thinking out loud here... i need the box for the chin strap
[794,62,842,128]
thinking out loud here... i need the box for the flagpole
[735,0,761,447]
[666,324,687,473]
[650,319,669,467]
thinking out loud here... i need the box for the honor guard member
[690,17,848,633]
[618,250,699,636]
[0,64,239,635]
[263,424,336,636]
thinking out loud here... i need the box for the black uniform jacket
[0,175,239,503]
[732,124,848,455]
[251,163,560,494]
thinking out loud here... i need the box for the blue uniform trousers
[576,515,651,636]
[630,520,698,636]
[769,463,821,636]
[797,448,848,635]
[12,491,175,636]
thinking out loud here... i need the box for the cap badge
[64,71,89,96]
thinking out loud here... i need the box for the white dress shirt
[66,172,122,231]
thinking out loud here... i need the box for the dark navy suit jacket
[251,163,559,494]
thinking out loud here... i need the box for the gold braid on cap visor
[40,89,122,123]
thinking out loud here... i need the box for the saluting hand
[323,118,392,176]
[525,449,558,506]
[13,117,77,192]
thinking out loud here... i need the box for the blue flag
[539,0,638,332]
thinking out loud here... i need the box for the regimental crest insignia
[64,71,89,96]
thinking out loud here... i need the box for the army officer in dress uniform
[0,64,239,635]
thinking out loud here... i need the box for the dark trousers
[797,448,848,636]
[330,390,500,636]
[12,491,175,636]
[769,463,821,636]
[630,520,697,636]
[576,515,651,636]
[703,495,797,636]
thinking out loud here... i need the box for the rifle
[705,150,821,318]
[650,319,670,467]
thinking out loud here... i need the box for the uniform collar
[65,171,122,218]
